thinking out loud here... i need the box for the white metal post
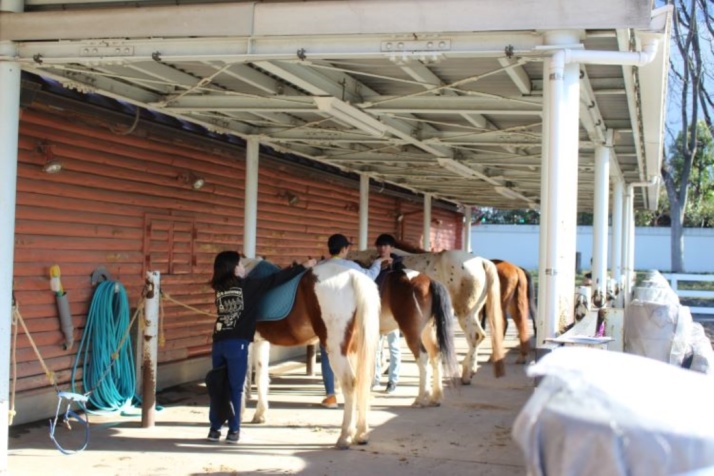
[141,271,160,428]
[359,174,369,250]
[610,177,624,298]
[0,54,21,476]
[541,31,581,345]
[621,185,634,303]
[423,193,432,251]
[591,142,611,305]
[463,206,472,253]
[243,137,259,258]
[536,58,551,348]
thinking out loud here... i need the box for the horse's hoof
[428,401,442,407]
[251,415,266,424]
[515,355,527,365]
[336,437,352,450]
[356,436,369,446]
[460,378,472,385]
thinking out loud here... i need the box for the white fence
[471,225,714,273]
[662,273,714,318]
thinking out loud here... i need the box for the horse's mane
[394,239,427,254]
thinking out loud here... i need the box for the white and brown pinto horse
[243,259,379,449]
[350,247,506,382]
[355,266,460,407]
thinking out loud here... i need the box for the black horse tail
[429,279,460,380]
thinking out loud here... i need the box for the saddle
[248,260,305,321]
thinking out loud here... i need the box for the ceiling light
[192,176,205,190]
[437,158,480,178]
[314,97,387,137]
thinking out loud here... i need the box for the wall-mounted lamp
[38,140,62,174]
[277,190,300,206]
[178,171,206,190]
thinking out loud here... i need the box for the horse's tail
[429,279,460,380]
[349,270,380,425]
[483,259,506,377]
[522,266,537,341]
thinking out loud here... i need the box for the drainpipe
[423,193,432,251]
[358,174,369,250]
[462,205,472,253]
[539,32,661,348]
[243,137,259,258]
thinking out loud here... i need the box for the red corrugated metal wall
[12,102,462,396]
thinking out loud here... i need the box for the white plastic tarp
[513,347,714,476]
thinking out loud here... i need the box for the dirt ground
[7,327,534,476]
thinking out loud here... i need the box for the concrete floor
[7,326,535,476]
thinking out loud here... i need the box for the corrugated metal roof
[1,0,671,211]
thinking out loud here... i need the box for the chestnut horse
[365,267,460,406]
[349,246,506,383]
[489,259,536,364]
[242,259,379,449]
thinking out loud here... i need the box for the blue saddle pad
[248,260,305,321]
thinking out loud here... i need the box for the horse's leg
[251,339,271,424]
[513,272,531,364]
[329,352,357,449]
[459,311,486,384]
[411,351,432,407]
[429,349,443,406]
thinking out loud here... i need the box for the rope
[11,301,60,394]
[161,292,216,318]
[10,301,20,425]
[71,281,138,414]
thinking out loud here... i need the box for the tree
[661,0,714,272]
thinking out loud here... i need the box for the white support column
[621,185,634,304]
[610,177,624,298]
[591,141,611,306]
[243,137,259,258]
[423,193,432,251]
[358,174,369,250]
[141,271,160,429]
[0,47,21,476]
[540,30,582,347]
[463,206,472,253]
[536,58,551,348]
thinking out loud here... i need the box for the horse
[349,245,506,383]
[488,259,536,364]
[354,265,461,407]
[241,259,380,449]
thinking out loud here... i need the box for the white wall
[471,225,714,273]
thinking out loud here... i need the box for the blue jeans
[374,330,401,385]
[209,338,249,433]
[320,344,335,396]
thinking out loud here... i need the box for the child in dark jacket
[207,250,316,443]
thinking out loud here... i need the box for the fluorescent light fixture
[494,185,521,200]
[437,158,480,178]
[314,97,387,137]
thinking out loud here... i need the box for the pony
[488,259,536,364]
[354,265,461,407]
[349,245,506,383]
[242,259,380,449]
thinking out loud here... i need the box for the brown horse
[372,269,460,406]
[349,245,506,383]
[243,259,380,449]
[489,259,536,364]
